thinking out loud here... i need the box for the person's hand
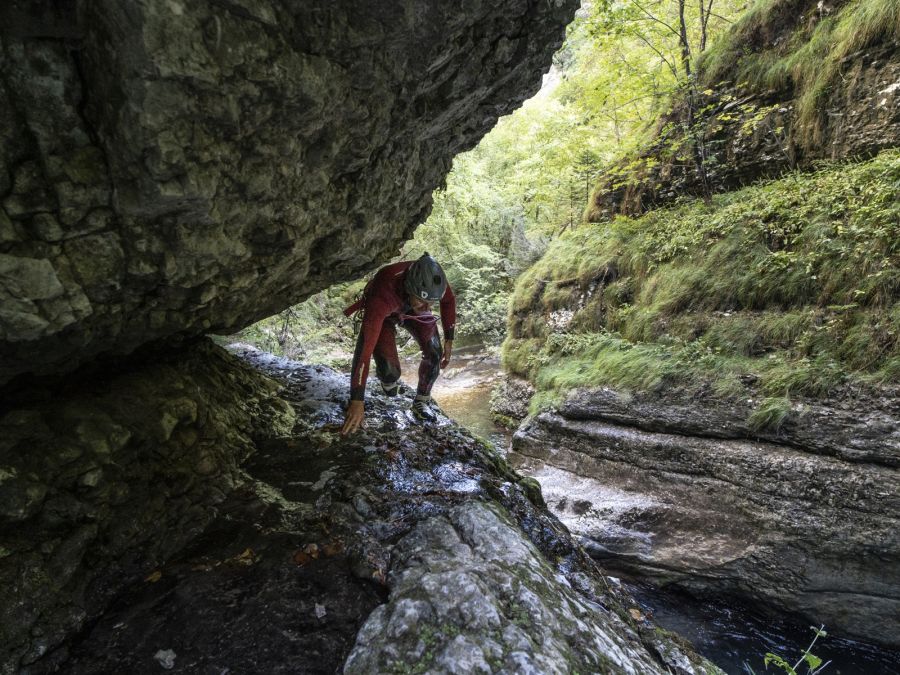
[440,340,453,369]
[341,400,365,436]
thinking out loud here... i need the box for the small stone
[352,493,372,517]
[79,468,103,487]
[0,209,19,243]
[153,649,176,670]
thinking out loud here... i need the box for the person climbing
[340,252,456,435]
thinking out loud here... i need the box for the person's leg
[372,320,401,396]
[403,318,442,418]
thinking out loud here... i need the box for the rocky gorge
[3,0,899,671]
[0,0,737,672]
[2,343,719,673]
[493,0,900,656]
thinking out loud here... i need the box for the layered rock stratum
[510,386,900,648]
[0,0,575,385]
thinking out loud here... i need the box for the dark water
[421,350,900,674]
[626,582,900,675]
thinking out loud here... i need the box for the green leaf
[763,653,797,675]
[803,653,823,670]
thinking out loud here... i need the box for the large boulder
[0,0,576,386]
[0,340,295,671]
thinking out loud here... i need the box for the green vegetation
[229,281,364,367]
[505,151,900,414]
[745,625,831,675]
[232,1,746,355]
[699,0,900,143]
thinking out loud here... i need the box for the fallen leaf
[292,551,312,566]
[303,543,320,558]
[228,548,259,566]
[629,608,644,622]
[145,570,162,583]
[154,649,176,670]
[322,541,344,556]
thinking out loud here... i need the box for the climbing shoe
[411,394,438,422]
[380,380,399,397]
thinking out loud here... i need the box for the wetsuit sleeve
[440,283,456,341]
[350,298,391,401]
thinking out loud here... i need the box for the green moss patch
[506,151,900,414]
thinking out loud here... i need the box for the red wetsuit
[345,261,456,402]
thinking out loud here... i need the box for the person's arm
[342,299,389,435]
[439,284,456,369]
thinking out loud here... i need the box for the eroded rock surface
[7,344,720,674]
[489,374,535,428]
[511,389,900,648]
[0,0,575,385]
[346,502,670,675]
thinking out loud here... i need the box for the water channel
[406,347,900,675]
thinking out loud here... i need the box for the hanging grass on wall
[698,0,900,145]
[505,150,900,414]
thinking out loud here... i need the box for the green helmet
[405,252,447,303]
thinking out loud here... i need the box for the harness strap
[343,302,439,326]
[397,313,439,325]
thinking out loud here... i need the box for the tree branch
[632,31,679,78]
[627,0,683,39]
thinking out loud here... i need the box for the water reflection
[625,582,900,675]
[399,347,511,448]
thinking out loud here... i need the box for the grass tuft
[698,0,900,145]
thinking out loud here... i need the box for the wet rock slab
[37,345,719,673]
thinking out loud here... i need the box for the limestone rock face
[510,387,900,648]
[0,0,576,385]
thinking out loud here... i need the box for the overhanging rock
[0,0,576,385]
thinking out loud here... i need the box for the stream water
[413,348,900,675]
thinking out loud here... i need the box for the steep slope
[587,0,900,219]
